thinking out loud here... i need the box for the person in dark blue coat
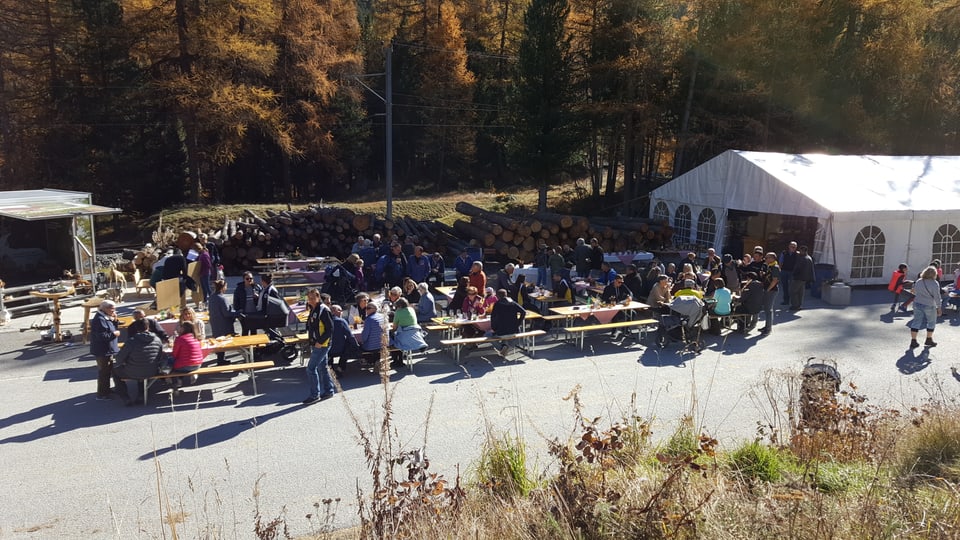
[89,300,124,401]
[329,304,360,375]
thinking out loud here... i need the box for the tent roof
[0,189,120,221]
[652,150,960,217]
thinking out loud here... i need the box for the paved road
[0,287,957,538]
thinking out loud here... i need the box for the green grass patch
[728,441,794,483]
[474,434,537,498]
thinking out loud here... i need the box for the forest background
[1,0,958,217]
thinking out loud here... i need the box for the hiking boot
[909,339,920,349]
[924,338,937,348]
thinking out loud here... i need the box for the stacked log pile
[133,203,674,272]
[450,202,673,262]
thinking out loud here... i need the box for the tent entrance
[723,210,818,256]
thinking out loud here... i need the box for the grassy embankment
[271,367,960,540]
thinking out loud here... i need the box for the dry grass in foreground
[288,371,960,540]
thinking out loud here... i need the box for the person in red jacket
[171,320,204,390]
[888,264,909,312]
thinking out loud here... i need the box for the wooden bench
[424,324,449,332]
[706,313,753,334]
[561,319,659,350]
[283,332,310,365]
[126,360,277,404]
[440,330,547,364]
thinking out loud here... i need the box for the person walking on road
[908,266,942,349]
[759,252,780,334]
[303,288,335,404]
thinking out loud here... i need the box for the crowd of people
[87,235,846,405]
[888,258,960,349]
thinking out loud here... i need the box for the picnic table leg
[454,344,461,364]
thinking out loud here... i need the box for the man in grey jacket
[113,318,166,405]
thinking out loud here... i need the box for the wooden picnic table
[434,285,457,300]
[550,301,650,324]
[30,286,74,342]
[431,311,541,339]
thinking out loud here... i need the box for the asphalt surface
[1,286,958,538]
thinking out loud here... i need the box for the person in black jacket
[113,318,166,405]
[256,274,287,342]
[129,309,169,343]
[161,248,190,306]
[490,289,526,356]
[303,289,335,404]
[232,271,262,335]
[735,272,764,333]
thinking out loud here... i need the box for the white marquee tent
[649,150,960,285]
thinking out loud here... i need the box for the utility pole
[352,42,394,221]
[385,44,393,221]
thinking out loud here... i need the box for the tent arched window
[696,209,717,248]
[652,202,669,223]
[673,205,692,245]
[813,221,826,261]
[932,224,960,268]
[851,226,885,279]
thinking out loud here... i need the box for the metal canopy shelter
[0,189,121,286]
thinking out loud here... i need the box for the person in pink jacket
[171,320,204,389]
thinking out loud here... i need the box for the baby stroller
[656,296,707,354]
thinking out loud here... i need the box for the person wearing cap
[748,246,767,278]
[482,286,499,313]
[758,252,781,334]
[90,300,124,401]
